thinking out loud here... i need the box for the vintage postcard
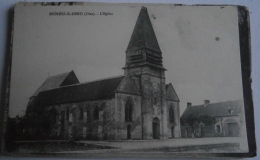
[2,2,256,158]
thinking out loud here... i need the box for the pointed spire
[126,6,161,52]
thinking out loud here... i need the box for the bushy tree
[182,113,214,138]
[198,114,214,125]
[5,116,21,151]
[7,107,59,142]
[22,107,58,140]
[182,113,198,135]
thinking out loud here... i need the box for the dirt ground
[48,136,248,158]
[78,136,248,151]
[6,137,248,158]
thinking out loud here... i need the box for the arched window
[60,110,65,135]
[84,111,87,122]
[153,96,157,105]
[169,105,175,123]
[66,108,69,121]
[93,105,99,120]
[125,98,133,122]
[69,110,73,122]
[78,107,83,120]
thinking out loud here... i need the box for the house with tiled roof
[180,100,246,138]
[26,7,181,140]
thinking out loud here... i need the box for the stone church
[27,7,181,140]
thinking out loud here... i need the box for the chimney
[204,100,210,105]
[187,102,192,108]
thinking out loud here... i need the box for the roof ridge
[31,71,72,97]
[39,75,125,93]
[189,99,243,108]
[47,71,71,79]
[80,75,125,85]
[209,100,243,105]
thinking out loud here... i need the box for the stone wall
[141,73,168,140]
[115,93,142,140]
[181,115,243,138]
[48,98,116,140]
[124,61,170,140]
[166,100,181,138]
[220,116,242,137]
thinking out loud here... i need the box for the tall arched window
[78,107,83,120]
[60,110,65,134]
[84,111,87,122]
[125,98,133,122]
[93,105,99,120]
[169,105,175,123]
[66,108,70,121]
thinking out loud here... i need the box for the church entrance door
[127,125,131,139]
[152,117,160,139]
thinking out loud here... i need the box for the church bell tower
[123,6,168,139]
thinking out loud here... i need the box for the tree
[182,113,214,138]
[182,113,198,137]
[198,114,214,126]
[22,107,58,140]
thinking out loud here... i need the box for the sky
[9,3,243,117]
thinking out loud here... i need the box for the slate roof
[32,70,79,97]
[126,6,161,52]
[166,83,180,102]
[116,76,140,95]
[30,75,127,107]
[181,100,244,119]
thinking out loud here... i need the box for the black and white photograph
[2,2,255,158]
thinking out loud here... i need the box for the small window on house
[125,98,133,122]
[216,124,221,133]
[169,106,175,123]
[93,106,99,120]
